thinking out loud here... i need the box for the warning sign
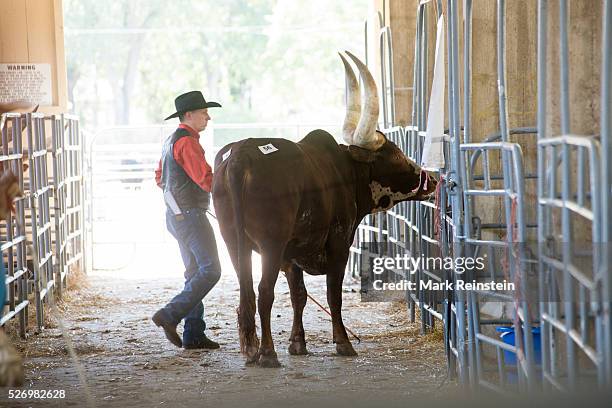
[0,63,52,105]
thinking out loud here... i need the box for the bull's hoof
[244,346,260,366]
[245,354,259,366]
[288,340,308,356]
[257,351,281,368]
[335,342,358,356]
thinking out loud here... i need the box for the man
[153,90,222,349]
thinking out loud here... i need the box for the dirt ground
[1,266,455,407]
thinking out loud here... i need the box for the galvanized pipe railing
[380,25,396,129]
[600,0,612,385]
[0,112,85,336]
[463,0,473,144]
[0,113,29,338]
[362,0,612,392]
[26,113,54,330]
[538,136,603,390]
[51,115,69,298]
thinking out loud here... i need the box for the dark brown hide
[212,129,436,367]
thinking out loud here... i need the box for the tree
[64,0,166,125]
[63,0,369,134]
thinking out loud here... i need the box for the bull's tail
[227,155,259,357]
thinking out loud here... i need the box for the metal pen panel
[64,115,85,274]
[559,0,571,135]
[380,26,396,129]
[374,0,611,393]
[600,0,612,385]
[537,135,604,390]
[497,0,510,143]
[0,109,83,340]
[403,0,441,334]
[460,141,535,392]
[26,113,55,330]
[464,0,473,144]
[448,0,469,385]
[51,115,69,297]
[0,113,30,337]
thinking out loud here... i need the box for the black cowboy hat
[164,90,222,120]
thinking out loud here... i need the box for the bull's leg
[229,244,260,363]
[256,253,282,368]
[286,265,308,355]
[326,269,357,356]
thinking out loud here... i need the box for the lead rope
[433,175,445,241]
[282,271,362,344]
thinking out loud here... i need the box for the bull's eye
[378,195,391,209]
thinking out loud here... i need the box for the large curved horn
[339,52,360,145]
[345,50,384,150]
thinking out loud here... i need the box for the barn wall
[0,0,67,113]
[366,0,387,99]
[380,0,601,241]
[366,0,419,127]
[388,0,418,126]
[377,1,539,241]
[545,0,602,244]
[467,0,538,241]
[546,0,602,138]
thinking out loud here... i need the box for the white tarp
[420,15,446,170]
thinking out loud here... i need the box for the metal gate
[0,112,85,335]
[350,0,612,392]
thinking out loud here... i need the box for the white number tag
[222,148,232,161]
[258,143,278,155]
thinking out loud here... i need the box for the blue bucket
[496,326,542,366]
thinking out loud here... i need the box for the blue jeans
[163,208,221,342]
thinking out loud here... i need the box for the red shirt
[155,124,213,192]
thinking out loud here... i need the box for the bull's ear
[348,145,377,163]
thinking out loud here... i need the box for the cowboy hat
[164,91,221,120]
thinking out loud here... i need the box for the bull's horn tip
[345,51,361,66]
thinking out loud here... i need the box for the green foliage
[64,0,368,132]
